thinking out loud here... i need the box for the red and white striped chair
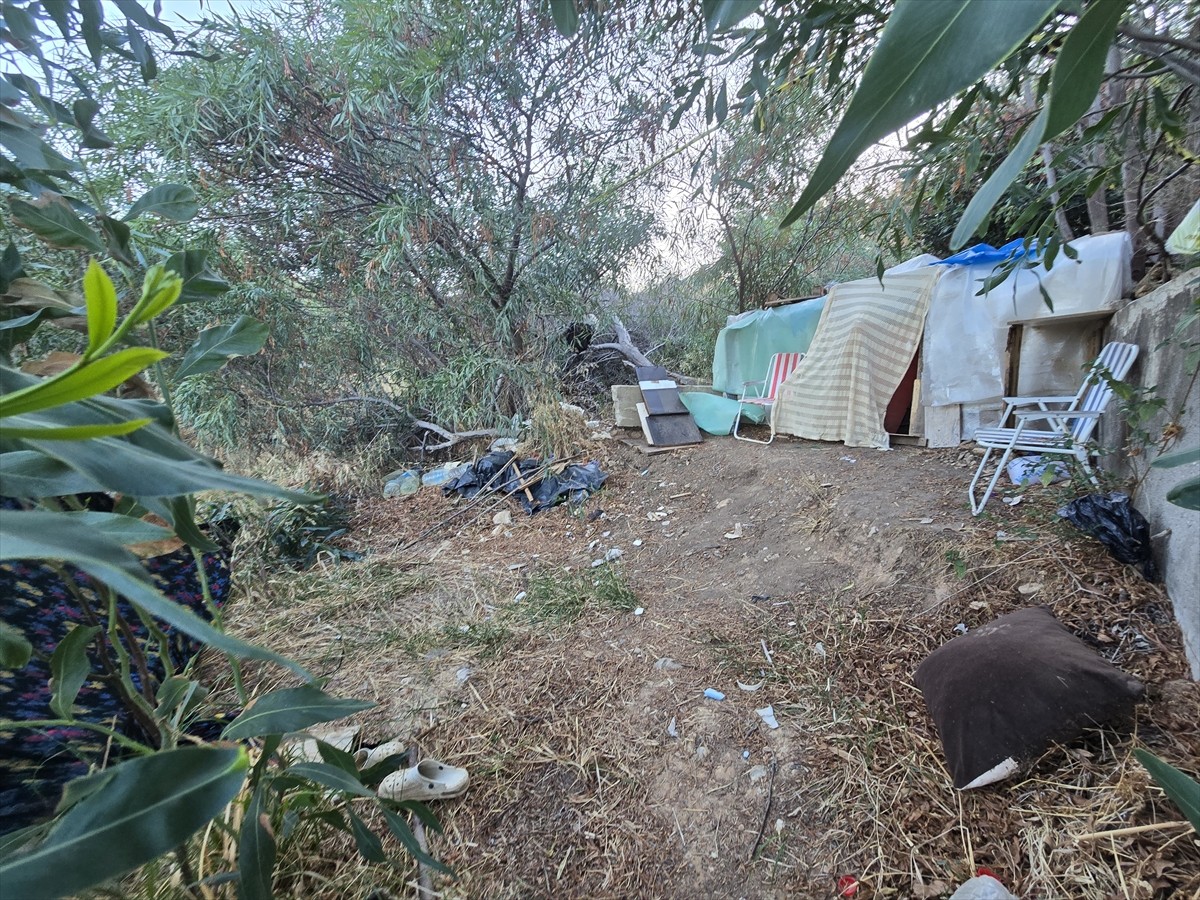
[733,351,805,444]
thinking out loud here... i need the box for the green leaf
[238,785,276,900]
[82,260,117,357]
[952,104,1049,250]
[165,249,230,303]
[222,685,374,740]
[177,316,269,380]
[1152,447,1200,469]
[548,0,578,37]
[112,0,176,41]
[60,511,174,545]
[282,762,377,798]
[79,0,106,65]
[1043,0,1127,138]
[0,347,168,417]
[0,621,32,669]
[379,806,452,874]
[0,124,78,171]
[49,625,100,719]
[1133,749,1200,831]
[0,746,249,900]
[1165,474,1200,511]
[8,198,104,252]
[0,510,312,679]
[0,415,152,441]
[703,0,760,36]
[348,809,388,863]
[124,184,198,223]
[97,215,134,263]
[780,0,1056,228]
[129,263,183,325]
[316,739,361,777]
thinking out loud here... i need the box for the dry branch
[591,317,702,384]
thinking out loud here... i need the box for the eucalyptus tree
[142,0,670,433]
[562,0,1196,266]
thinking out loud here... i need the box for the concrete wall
[1106,270,1200,679]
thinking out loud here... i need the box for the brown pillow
[914,606,1144,789]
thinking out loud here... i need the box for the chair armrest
[1003,395,1077,406]
[1014,409,1101,421]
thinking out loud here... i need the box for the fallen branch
[308,396,499,450]
[591,316,702,384]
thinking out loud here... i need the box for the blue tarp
[932,238,1039,268]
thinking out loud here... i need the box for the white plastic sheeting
[922,232,1132,407]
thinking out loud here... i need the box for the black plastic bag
[443,453,607,514]
[1058,492,1157,581]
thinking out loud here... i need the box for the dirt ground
[228,428,1200,900]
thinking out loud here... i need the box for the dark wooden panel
[643,413,702,446]
[641,388,688,415]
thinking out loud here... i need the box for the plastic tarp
[679,390,765,435]
[772,268,941,449]
[922,232,1132,407]
[710,297,827,395]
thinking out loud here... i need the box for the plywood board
[641,388,688,415]
[642,412,702,446]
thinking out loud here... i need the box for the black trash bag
[443,453,607,514]
[1058,492,1157,581]
[443,451,519,499]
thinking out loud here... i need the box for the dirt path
[232,434,1199,899]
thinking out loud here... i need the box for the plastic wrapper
[1058,492,1157,580]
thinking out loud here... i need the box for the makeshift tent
[768,232,1132,450]
[710,298,826,395]
[772,269,940,448]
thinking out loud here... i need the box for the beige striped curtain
[771,268,941,449]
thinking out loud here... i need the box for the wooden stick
[1075,820,1192,842]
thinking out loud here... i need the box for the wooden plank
[636,402,655,445]
[642,412,702,446]
[641,388,688,415]
[618,437,681,455]
[634,365,670,383]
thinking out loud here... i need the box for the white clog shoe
[377,759,470,802]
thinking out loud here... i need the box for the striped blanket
[772,268,941,449]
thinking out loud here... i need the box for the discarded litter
[493,510,513,526]
[633,607,644,616]
[604,547,624,562]
[513,591,526,602]
[455,666,472,683]
[748,764,768,782]
[737,679,764,692]
[1007,454,1068,487]
[1058,492,1157,580]
[741,749,750,759]
[443,450,607,514]
[953,622,969,635]
[421,463,469,487]
[839,456,857,464]
[756,705,780,729]
[1001,496,1022,507]
[667,716,678,738]
[1017,582,1042,595]
[703,688,725,701]
[383,468,421,498]
[632,539,643,547]
[813,642,827,659]
[724,523,744,539]
[654,657,682,671]
[948,874,1017,900]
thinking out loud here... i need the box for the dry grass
[190,443,1199,900]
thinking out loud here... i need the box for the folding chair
[733,351,805,444]
[968,341,1139,515]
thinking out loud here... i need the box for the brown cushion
[914,606,1144,789]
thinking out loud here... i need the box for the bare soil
[228,430,1200,899]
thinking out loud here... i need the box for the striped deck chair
[969,341,1139,514]
[733,351,805,444]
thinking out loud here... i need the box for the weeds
[521,566,638,623]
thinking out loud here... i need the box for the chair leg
[732,404,771,444]
[970,445,1017,516]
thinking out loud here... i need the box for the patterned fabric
[772,269,940,449]
[0,542,231,834]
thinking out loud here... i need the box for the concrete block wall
[1106,269,1200,679]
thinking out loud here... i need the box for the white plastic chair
[733,351,805,444]
[968,341,1139,515]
